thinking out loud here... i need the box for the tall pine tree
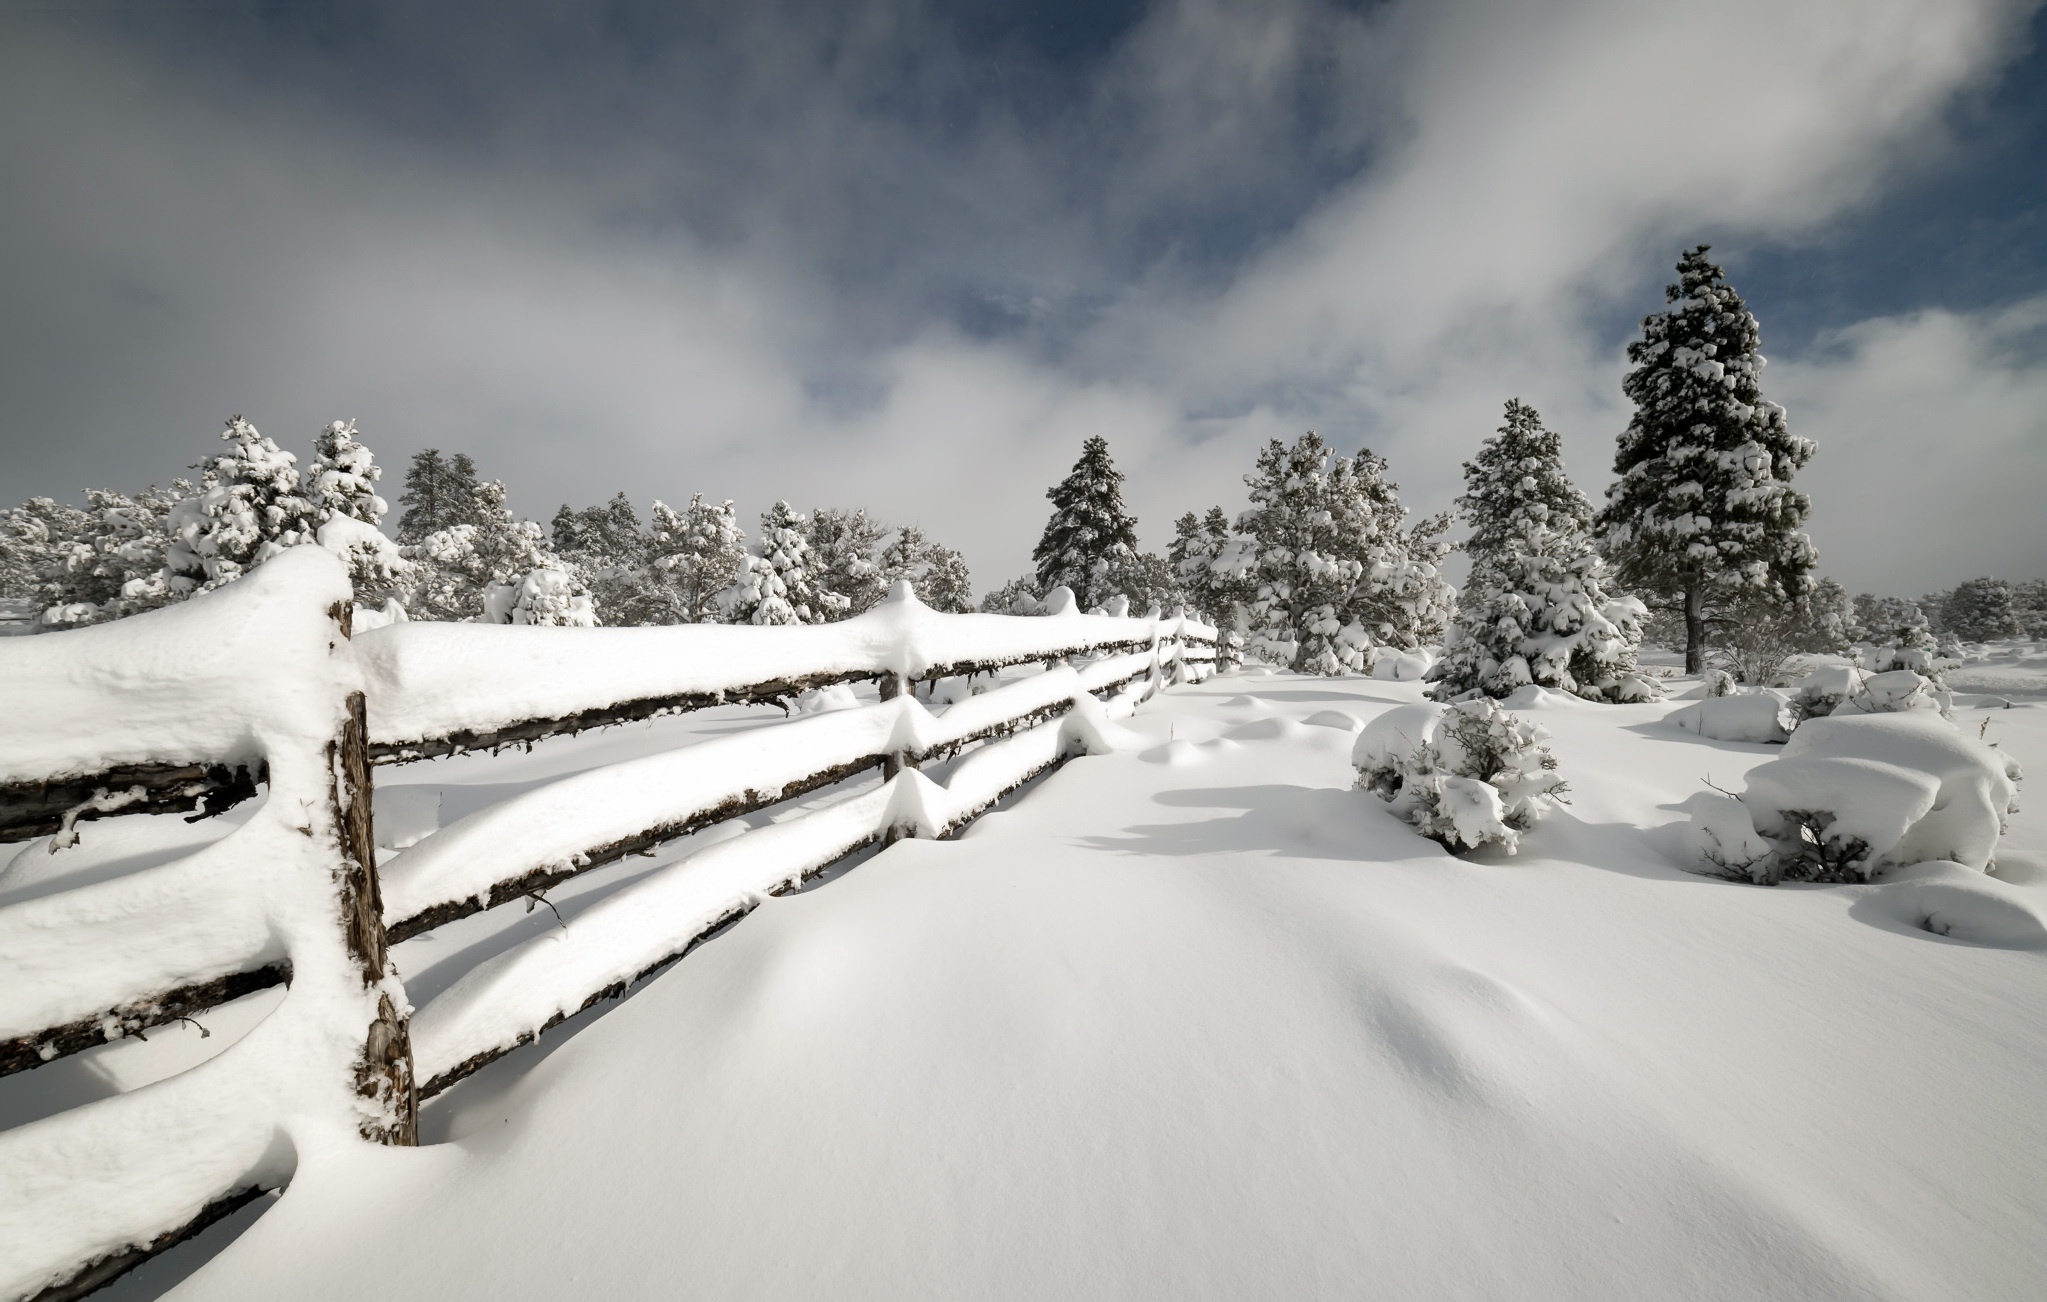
[808,506,888,616]
[1429,400,1654,702]
[1033,436,1138,609]
[649,495,746,623]
[1596,246,1817,672]
[397,448,485,543]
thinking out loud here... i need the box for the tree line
[3,245,2039,695]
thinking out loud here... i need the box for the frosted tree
[920,542,974,613]
[723,501,842,626]
[1944,577,2023,642]
[2015,580,2047,639]
[1101,551,1183,615]
[164,416,320,595]
[1170,506,1257,631]
[405,479,590,624]
[307,420,411,611]
[4,488,185,625]
[649,495,746,623]
[1596,246,1817,673]
[552,492,671,625]
[1236,433,1445,673]
[1033,436,1138,609]
[979,574,1043,614]
[397,448,485,542]
[876,524,976,613]
[1429,400,1654,702]
[808,506,888,615]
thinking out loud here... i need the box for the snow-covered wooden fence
[0,549,1213,1301]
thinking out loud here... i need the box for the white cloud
[1771,298,2047,593]
[0,0,2038,590]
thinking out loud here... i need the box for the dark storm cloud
[0,0,2041,590]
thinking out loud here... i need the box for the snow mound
[1371,648,1435,681]
[1501,685,1592,711]
[1861,861,2047,949]
[1692,712,2022,882]
[1302,709,1362,731]
[1669,692,1792,744]
[1832,669,1943,717]
[1139,739,1206,766]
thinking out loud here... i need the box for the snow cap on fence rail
[0,547,359,786]
[353,593,1211,754]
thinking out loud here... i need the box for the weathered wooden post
[327,602,417,1146]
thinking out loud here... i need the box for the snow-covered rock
[1669,692,1793,744]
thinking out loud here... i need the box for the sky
[1,0,2044,595]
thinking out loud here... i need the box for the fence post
[329,602,418,1145]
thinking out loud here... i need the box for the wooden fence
[0,550,1213,1301]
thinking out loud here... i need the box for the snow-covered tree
[306,420,411,611]
[397,448,485,543]
[1596,246,1817,673]
[1787,576,1858,653]
[1169,506,1258,631]
[1235,433,1450,674]
[164,416,320,595]
[404,478,589,624]
[979,574,1043,615]
[808,507,888,616]
[550,492,672,626]
[1100,551,1183,615]
[1033,436,1138,609]
[876,523,975,614]
[1944,576,2024,642]
[3,486,186,626]
[649,495,746,623]
[721,501,843,625]
[1429,400,1654,702]
[2015,580,2047,639]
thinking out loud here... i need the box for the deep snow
[28,665,2044,1301]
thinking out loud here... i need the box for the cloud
[1770,298,2047,593]
[0,0,2037,591]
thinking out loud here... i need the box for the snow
[101,669,2047,1301]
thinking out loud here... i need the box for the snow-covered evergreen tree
[649,495,746,623]
[3,486,186,626]
[979,574,1043,615]
[164,416,320,595]
[2015,580,2047,639]
[1429,400,1654,702]
[1101,551,1183,616]
[1033,436,1138,609]
[873,524,971,612]
[306,419,411,611]
[397,448,485,543]
[404,478,589,623]
[722,501,842,626]
[808,507,889,616]
[1944,576,2024,642]
[551,492,671,625]
[1596,246,1817,673]
[1235,433,1448,674]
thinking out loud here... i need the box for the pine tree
[722,501,841,626]
[808,507,888,616]
[307,419,411,610]
[551,492,669,625]
[1944,576,2024,642]
[1033,436,1139,609]
[4,488,186,625]
[405,478,588,623]
[1236,433,1446,673]
[309,420,387,526]
[649,495,746,623]
[919,542,974,613]
[1597,246,1817,673]
[1429,400,1653,702]
[397,448,485,543]
[1169,506,1257,629]
[164,416,320,594]
[979,574,1042,615]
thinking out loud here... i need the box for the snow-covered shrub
[1688,711,2023,883]
[1832,669,1945,717]
[482,564,597,626]
[1353,699,1568,854]
[1787,664,1861,721]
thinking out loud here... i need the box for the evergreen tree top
[1033,435,1138,606]
[1458,400,1593,563]
[398,448,485,542]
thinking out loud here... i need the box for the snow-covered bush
[1353,699,1568,854]
[1687,711,2022,883]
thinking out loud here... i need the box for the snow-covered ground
[14,664,2045,1301]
